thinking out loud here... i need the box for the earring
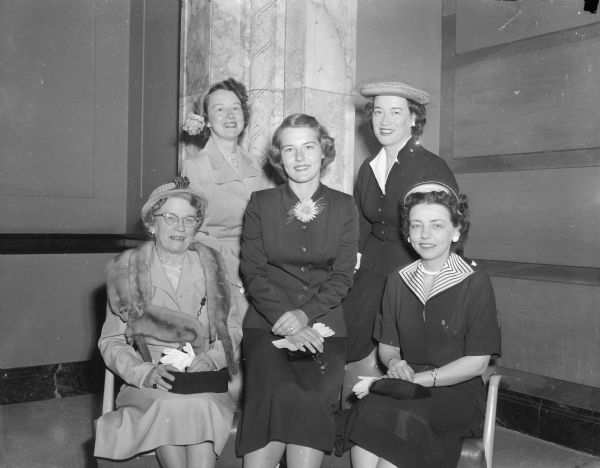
[452,234,460,242]
[406,237,411,243]
[149,228,155,235]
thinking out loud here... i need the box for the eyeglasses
[154,212,199,228]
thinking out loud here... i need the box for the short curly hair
[267,113,336,180]
[364,97,427,139]
[192,77,250,148]
[401,191,470,255]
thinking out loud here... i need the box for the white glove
[272,322,335,350]
[352,376,379,399]
[312,322,335,338]
[160,342,195,371]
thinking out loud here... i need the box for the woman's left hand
[187,353,217,372]
[272,309,308,336]
[286,326,324,353]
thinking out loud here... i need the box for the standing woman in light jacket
[181,78,268,323]
[343,78,458,374]
[235,113,359,468]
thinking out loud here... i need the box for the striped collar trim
[399,253,476,305]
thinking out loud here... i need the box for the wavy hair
[191,78,250,148]
[401,191,470,255]
[364,97,427,139]
[267,113,335,180]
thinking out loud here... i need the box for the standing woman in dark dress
[338,183,501,468]
[344,78,458,373]
[236,113,359,468]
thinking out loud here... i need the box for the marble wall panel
[284,0,356,94]
[304,0,356,94]
[209,0,249,83]
[180,0,211,98]
[246,0,286,162]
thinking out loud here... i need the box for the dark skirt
[235,329,346,455]
[335,385,483,468]
[342,268,387,362]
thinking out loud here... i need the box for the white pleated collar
[399,253,476,305]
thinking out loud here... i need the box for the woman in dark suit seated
[94,177,242,468]
[235,113,359,468]
[337,181,501,468]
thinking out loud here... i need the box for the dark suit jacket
[240,183,359,336]
[355,137,457,275]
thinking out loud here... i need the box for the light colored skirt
[94,384,235,460]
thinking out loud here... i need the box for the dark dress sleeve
[355,162,372,254]
[373,272,402,347]
[302,196,359,321]
[240,192,285,325]
[463,270,502,357]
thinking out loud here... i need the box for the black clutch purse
[168,368,229,394]
[370,378,431,400]
[285,348,319,361]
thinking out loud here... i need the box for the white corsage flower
[288,198,325,224]
[182,113,205,136]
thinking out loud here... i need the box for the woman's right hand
[387,359,415,382]
[144,363,175,391]
[286,326,324,354]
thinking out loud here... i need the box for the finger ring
[152,384,157,389]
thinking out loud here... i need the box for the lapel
[205,137,260,185]
[150,249,205,313]
[150,249,180,309]
[282,183,329,209]
[176,251,204,304]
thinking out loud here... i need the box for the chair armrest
[102,368,115,415]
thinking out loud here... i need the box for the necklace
[157,253,185,267]
[420,263,441,275]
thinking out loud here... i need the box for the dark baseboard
[0,359,105,405]
[496,367,600,456]
[0,233,145,255]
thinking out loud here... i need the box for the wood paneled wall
[442,0,600,387]
[0,0,130,233]
[0,0,180,369]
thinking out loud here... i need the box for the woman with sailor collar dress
[336,185,501,468]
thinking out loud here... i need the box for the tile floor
[1,393,599,468]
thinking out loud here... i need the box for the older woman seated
[94,177,242,468]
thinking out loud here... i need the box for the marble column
[179,0,357,193]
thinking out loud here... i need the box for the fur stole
[106,241,237,375]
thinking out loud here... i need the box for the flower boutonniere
[182,113,205,135]
[288,198,325,224]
